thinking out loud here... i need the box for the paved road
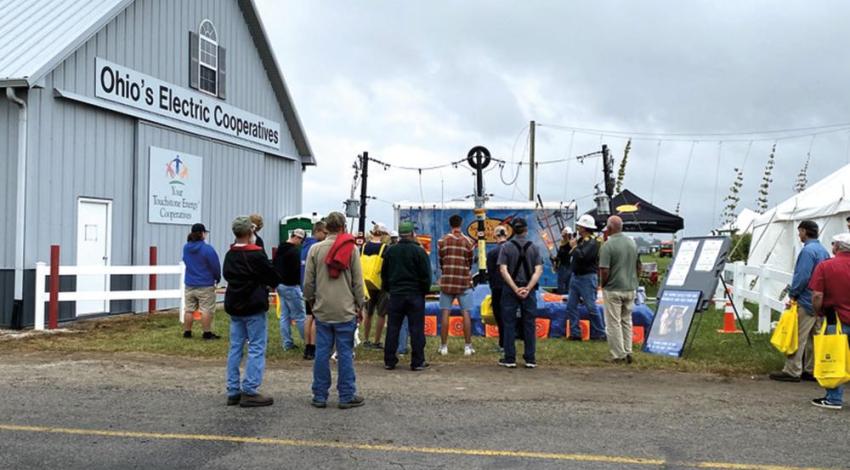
[0,353,844,469]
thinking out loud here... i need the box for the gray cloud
[259,0,850,235]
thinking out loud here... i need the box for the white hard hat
[832,233,850,251]
[390,230,399,238]
[576,214,598,230]
[372,221,389,234]
[561,226,573,235]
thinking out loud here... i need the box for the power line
[536,121,850,138]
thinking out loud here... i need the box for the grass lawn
[1,301,783,376]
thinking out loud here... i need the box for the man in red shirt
[437,214,475,356]
[808,233,850,410]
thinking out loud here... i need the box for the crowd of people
[179,211,849,411]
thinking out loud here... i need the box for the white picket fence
[721,261,792,333]
[33,262,185,331]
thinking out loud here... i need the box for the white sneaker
[438,345,448,356]
[464,344,475,356]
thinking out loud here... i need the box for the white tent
[748,163,850,299]
[718,208,757,234]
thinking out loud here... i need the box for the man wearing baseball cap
[498,217,544,368]
[565,215,606,341]
[223,216,283,407]
[808,232,850,410]
[381,221,432,370]
[182,223,221,339]
[769,220,830,383]
[273,228,308,351]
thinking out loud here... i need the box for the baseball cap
[372,221,389,234]
[832,233,850,249]
[398,221,415,235]
[231,216,253,236]
[576,214,598,230]
[511,217,528,230]
[292,228,306,239]
[191,223,208,233]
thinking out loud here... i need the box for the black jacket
[486,244,504,290]
[570,236,599,275]
[272,242,301,286]
[381,239,432,296]
[224,244,282,317]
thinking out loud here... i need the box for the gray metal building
[0,0,315,328]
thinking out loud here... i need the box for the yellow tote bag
[361,244,386,291]
[480,295,495,325]
[770,304,798,355]
[813,319,850,389]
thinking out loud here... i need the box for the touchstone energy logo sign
[95,58,281,150]
[149,147,203,225]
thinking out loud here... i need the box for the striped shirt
[438,231,474,295]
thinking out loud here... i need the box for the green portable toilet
[280,213,320,242]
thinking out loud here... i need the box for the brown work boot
[239,393,274,408]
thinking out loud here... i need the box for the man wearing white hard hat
[565,215,606,341]
[808,232,850,410]
[556,226,575,295]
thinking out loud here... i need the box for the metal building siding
[133,122,301,310]
[23,81,137,268]
[0,96,18,268]
[42,0,300,159]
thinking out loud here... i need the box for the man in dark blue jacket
[486,225,509,351]
[182,223,221,340]
[769,220,830,382]
[223,216,282,408]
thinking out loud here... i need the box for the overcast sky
[257,0,850,237]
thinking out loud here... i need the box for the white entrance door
[76,199,112,315]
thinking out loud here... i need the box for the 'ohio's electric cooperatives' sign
[95,58,281,150]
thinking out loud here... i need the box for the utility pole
[358,151,369,236]
[529,120,536,201]
[601,144,614,213]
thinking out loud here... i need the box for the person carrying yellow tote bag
[813,319,850,389]
[770,303,799,355]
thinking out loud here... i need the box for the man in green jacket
[381,221,433,371]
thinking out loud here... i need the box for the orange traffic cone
[717,296,742,334]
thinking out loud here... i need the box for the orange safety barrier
[565,320,591,341]
[632,325,645,344]
[424,316,438,336]
[485,324,500,338]
[448,316,465,337]
[541,292,563,303]
[535,318,550,339]
[717,292,742,334]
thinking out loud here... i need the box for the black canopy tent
[586,189,684,233]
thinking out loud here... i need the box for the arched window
[198,20,218,96]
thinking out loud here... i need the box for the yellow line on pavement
[0,423,832,470]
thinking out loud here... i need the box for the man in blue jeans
[809,233,850,410]
[273,228,306,351]
[303,212,367,409]
[565,214,606,341]
[498,218,544,369]
[223,216,282,407]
